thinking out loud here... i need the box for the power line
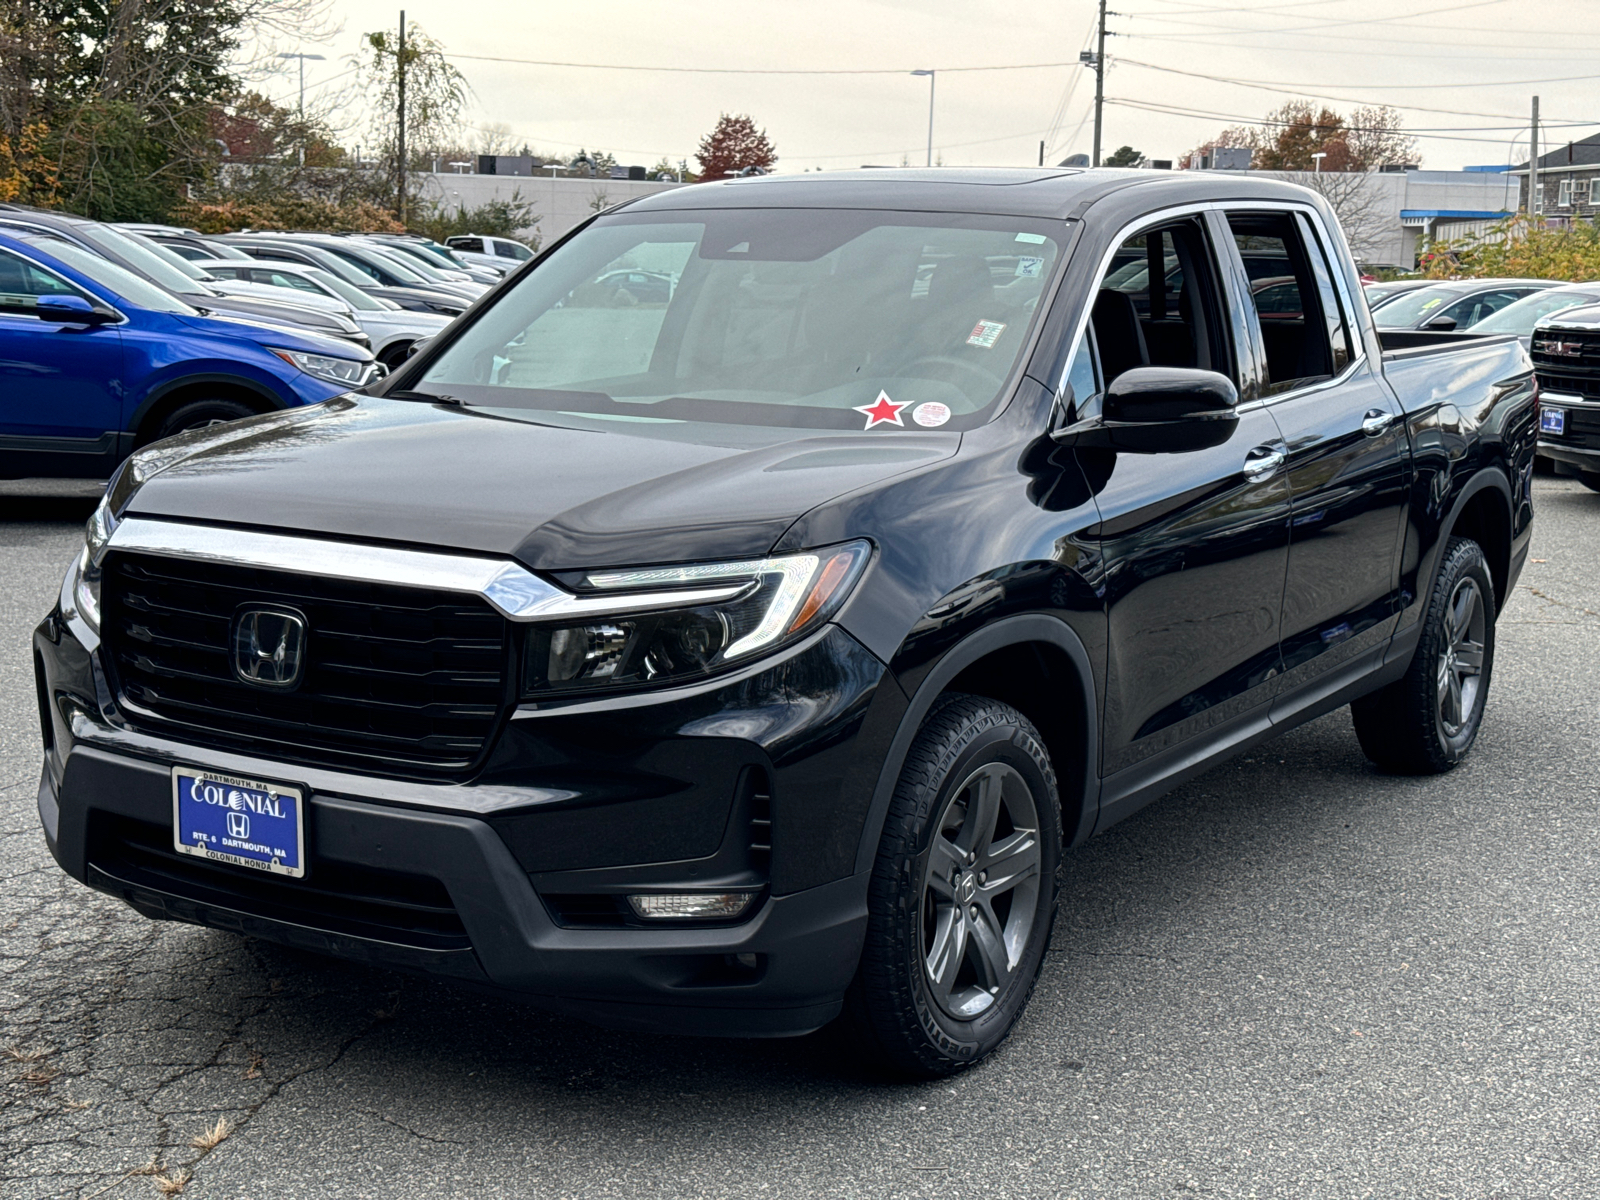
[1105,96,1592,145]
[446,53,1081,76]
[1122,34,1600,61]
[1113,58,1593,123]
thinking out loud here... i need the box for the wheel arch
[130,374,286,448]
[1438,467,1514,614]
[853,614,1101,878]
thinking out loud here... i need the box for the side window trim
[1221,205,1367,409]
[1051,204,1240,423]
[1295,211,1354,373]
[1204,208,1268,402]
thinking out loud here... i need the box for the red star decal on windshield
[854,391,908,430]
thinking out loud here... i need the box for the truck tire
[155,398,259,440]
[1352,536,1496,774]
[843,694,1062,1079]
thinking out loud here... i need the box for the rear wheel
[1352,536,1496,774]
[154,398,258,441]
[844,694,1062,1078]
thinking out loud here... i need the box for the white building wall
[413,172,692,248]
[1205,168,1519,267]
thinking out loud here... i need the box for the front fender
[851,613,1101,879]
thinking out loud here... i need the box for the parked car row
[0,206,536,480]
[1355,273,1600,489]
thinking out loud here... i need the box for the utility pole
[396,10,407,223]
[1529,95,1540,221]
[1093,0,1107,167]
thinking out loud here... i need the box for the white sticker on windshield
[1015,232,1048,244]
[1015,257,1044,278]
[966,319,1007,349]
[913,402,951,427]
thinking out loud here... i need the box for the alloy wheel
[1436,575,1487,739]
[919,762,1042,1020]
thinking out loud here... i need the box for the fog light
[626,892,758,920]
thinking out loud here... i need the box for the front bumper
[35,613,899,1037]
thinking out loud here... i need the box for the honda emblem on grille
[232,607,307,690]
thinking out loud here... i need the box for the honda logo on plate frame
[231,607,308,691]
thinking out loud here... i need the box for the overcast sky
[266,0,1600,173]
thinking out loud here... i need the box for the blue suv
[0,231,378,480]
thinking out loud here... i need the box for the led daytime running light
[582,545,866,662]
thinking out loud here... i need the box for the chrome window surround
[102,518,746,622]
[1053,199,1370,421]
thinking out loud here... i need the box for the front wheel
[1578,473,1600,494]
[1352,536,1496,774]
[154,398,258,440]
[844,694,1062,1079]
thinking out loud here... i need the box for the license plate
[1541,407,1566,435]
[172,768,305,878]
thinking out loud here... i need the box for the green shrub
[1421,217,1600,282]
[412,192,539,248]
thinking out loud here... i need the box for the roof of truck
[617,167,1326,221]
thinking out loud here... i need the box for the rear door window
[1226,212,1351,395]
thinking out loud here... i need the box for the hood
[1539,303,1600,332]
[189,289,360,337]
[173,312,374,361]
[120,396,958,569]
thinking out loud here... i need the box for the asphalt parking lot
[2,475,1597,1199]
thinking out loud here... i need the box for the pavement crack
[375,1112,470,1147]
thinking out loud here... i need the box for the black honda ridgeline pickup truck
[35,170,1537,1077]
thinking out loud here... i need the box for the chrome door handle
[1362,408,1396,437]
[1242,444,1285,483]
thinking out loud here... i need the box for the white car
[445,234,534,275]
[202,261,454,370]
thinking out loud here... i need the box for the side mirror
[1422,315,1458,331]
[1066,366,1240,454]
[37,294,114,325]
[1103,366,1239,422]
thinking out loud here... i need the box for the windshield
[1472,289,1600,335]
[389,242,467,273]
[75,224,208,296]
[304,267,388,311]
[124,230,216,282]
[1373,285,1466,328]
[369,244,457,282]
[418,210,1065,432]
[333,244,428,284]
[27,239,197,314]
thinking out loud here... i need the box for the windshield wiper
[385,389,462,406]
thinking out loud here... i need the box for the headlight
[522,541,870,698]
[270,348,372,385]
[63,494,117,636]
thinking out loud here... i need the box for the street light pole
[277,51,325,166]
[910,70,935,167]
[1312,151,1327,173]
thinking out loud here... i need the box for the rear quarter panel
[1381,336,1538,632]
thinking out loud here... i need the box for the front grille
[88,813,470,950]
[1537,369,1600,400]
[102,552,510,776]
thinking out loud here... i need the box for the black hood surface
[123,397,959,569]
